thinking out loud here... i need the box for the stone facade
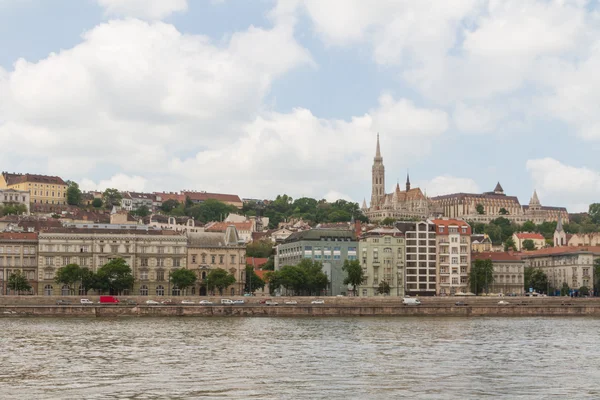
[0,172,68,206]
[37,229,187,296]
[0,189,30,214]
[430,185,568,224]
[275,229,358,296]
[472,252,525,295]
[0,232,38,295]
[358,228,405,297]
[363,135,431,221]
[396,221,437,296]
[432,219,471,295]
[186,227,247,296]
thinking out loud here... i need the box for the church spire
[375,132,382,161]
[406,171,411,191]
[556,213,564,232]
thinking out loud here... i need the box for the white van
[402,298,421,306]
[221,299,235,305]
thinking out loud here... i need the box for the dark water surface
[1,317,600,399]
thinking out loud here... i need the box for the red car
[99,296,119,304]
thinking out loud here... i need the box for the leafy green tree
[594,259,600,293]
[261,256,275,271]
[522,239,536,251]
[537,221,557,240]
[579,286,590,296]
[79,267,95,295]
[133,205,150,217]
[92,198,103,208]
[589,203,600,224]
[161,199,180,213]
[7,270,31,294]
[270,260,329,296]
[244,265,265,294]
[102,188,123,208]
[246,240,274,258]
[66,181,82,206]
[170,268,197,295]
[499,207,509,215]
[95,258,134,295]
[342,259,365,295]
[206,268,236,295]
[468,222,486,234]
[504,237,517,251]
[484,223,502,244]
[377,281,391,295]
[469,259,494,294]
[380,217,397,226]
[0,204,28,216]
[476,204,485,214]
[55,264,84,295]
[524,267,548,293]
[186,199,238,223]
[560,282,570,296]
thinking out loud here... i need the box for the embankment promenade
[2,296,600,317]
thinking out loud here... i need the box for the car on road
[56,299,71,305]
[122,299,138,305]
[181,300,195,304]
[199,300,213,305]
[311,299,325,304]
[80,298,93,305]
[284,300,298,305]
[161,299,174,305]
[265,300,279,306]
[221,299,235,305]
[145,300,160,305]
[498,300,510,305]
[403,298,421,305]
[259,299,272,304]
[233,300,245,304]
[455,301,467,306]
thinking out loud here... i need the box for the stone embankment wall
[2,296,600,317]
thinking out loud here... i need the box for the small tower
[371,133,385,208]
[406,172,411,191]
[529,189,541,211]
[554,214,567,247]
[493,182,504,195]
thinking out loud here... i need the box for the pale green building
[358,227,405,297]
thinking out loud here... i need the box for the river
[1,317,599,399]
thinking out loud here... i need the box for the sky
[1,0,600,212]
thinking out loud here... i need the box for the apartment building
[0,232,38,295]
[0,189,30,214]
[472,252,525,295]
[0,172,67,205]
[38,228,187,296]
[358,227,405,297]
[431,219,472,295]
[396,221,437,296]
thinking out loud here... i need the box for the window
[156,285,165,296]
[141,258,149,267]
[192,255,197,264]
[219,255,224,264]
[211,255,216,264]
[158,247,164,254]
[45,257,53,266]
[157,258,164,267]
[156,270,165,281]
[44,285,53,296]
[139,285,148,296]
[140,270,148,280]
[174,258,181,267]
[231,255,236,264]
[61,285,70,296]
[111,245,119,253]
[172,286,181,296]
[63,257,70,266]
[201,254,207,263]
[44,270,54,280]
[439,226,444,233]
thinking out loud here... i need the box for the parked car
[199,300,213,305]
[145,300,160,305]
[221,299,235,305]
[455,301,467,306]
[498,300,510,305]
[123,299,138,305]
[161,299,174,305]
[80,298,93,305]
[259,299,272,304]
[265,300,279,306]
[284,300,298,305]
[243,293,253,297]
[233,300,245,304]
[181,300,195,304]
[311,299,325,304]
[402,298,421,306]
[56,299,71,305]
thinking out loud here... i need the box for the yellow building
[1,172,68,206]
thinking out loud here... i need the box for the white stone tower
[371,133,385,208]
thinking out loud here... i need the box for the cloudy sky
[1,0,600,211]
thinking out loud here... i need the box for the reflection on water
[1,317,600,399]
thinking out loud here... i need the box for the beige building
[187,226,246,296]
[0,188,31,214]
[472,252,525,295]
[0,232,38,295]
[0,172,68,206]
[205,221,254,243]
[358,227,405,297]
[512,232,546,251]
[432,219,471,295]
[521,247,600,294]
[471,234,493,253]
[38,228,187,296]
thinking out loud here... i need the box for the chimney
[354,220,361,239]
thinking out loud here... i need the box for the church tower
[371,133,385,208]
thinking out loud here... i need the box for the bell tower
[371,133,385,208]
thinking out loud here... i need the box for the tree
[469,259,494,294]
[102,188,123,208]
[246,240,274,258]
[499,207,509,215]
[0,204,27,216]
[560,282,570,296]
[579,286,590,296]
[524,267,548,293]
[170,268,197,295]
[522,239,536,251]
[476,204,485,215]
[342,259,365,295]
[7,270,31,294]
[133,205,150,217]
[589,203,600,224]
[92,198,103,208]
[521,220,536,233]
[504,237,517,251]
[244,265,265,294]
[95,258,134,295]
[55,263,84,295]
[261,256,275,271]
[66,181,82,206]
[269,260,329,296]
[594,259,600,294]
[186,199,238,223]
[206,268,236,295]
[377,281,391,295]
[380,217,397,226]
[161,199,180,213]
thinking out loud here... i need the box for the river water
[1,317,600,399]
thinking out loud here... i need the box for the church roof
[494,182,504,192]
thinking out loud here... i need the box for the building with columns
[363,135,431,221]
[472,252,525,295]
[358,227,405,297]
[0,232,38,295]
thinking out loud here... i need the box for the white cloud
[80,173,147,192]
[417,176,480,197]
[453,102,500,133]
[323,190,354,203]
[526,158,600,212]
[97,0,188,20]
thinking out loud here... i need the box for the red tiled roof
[0,232,38,240]
[521,246,600,257]
[431,219,471,235]
[3,172,66,186]
[206,221,252,232]
[154,192,186,203]
[515,233,545,240]
[472,252,522,262]
[246,257,269,268]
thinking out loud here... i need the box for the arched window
[172,286,181,296]
[44,285,53,296]
[156,285,165,296]
[230,288,235,296]
[191,286,196,295]
[201,271,206,279]
[139,285,148,296]
[61,285,70,296]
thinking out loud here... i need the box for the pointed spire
[556,213,564,232]
[361,198,367,210]
[494,182,504,194]
[406,171,411,191]
[530,189,540,205]
[374,133,382,161]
